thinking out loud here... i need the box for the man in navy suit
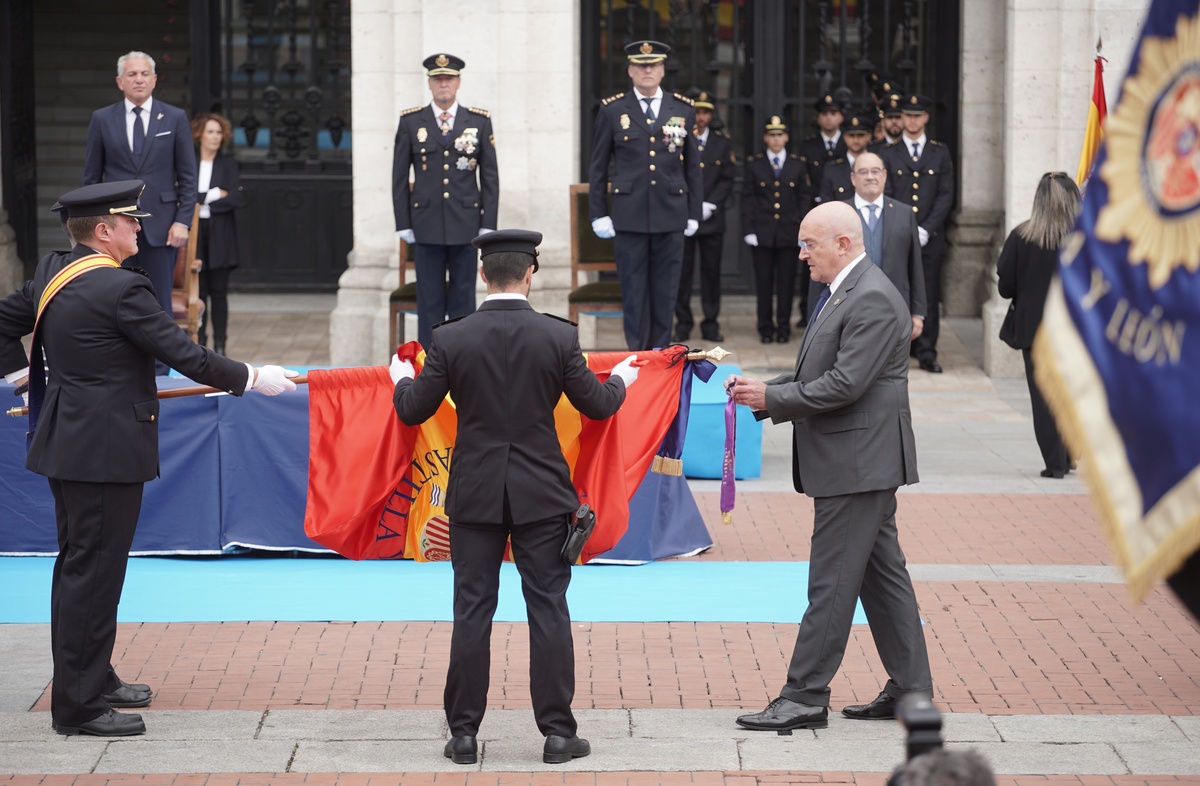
[83,50,197,371]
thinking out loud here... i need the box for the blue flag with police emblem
[1034,0,1200,601]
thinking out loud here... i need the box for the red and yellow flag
[1075,54,1107,186]
[303,344,687,563]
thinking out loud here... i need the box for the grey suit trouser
[780,488,932,706]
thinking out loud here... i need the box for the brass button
[650,137,656,143]
[413,202,418,207]
[789,182,795,187]
[150,415,156,422]
[443,192,449,198]
[773,202,780,209]
[913,195,919,202]
[444,150,449,156]
[699,162,705,168]
[837,187,844,193]
[759,181,766,187]
[650,179,657,185]
[614,188,620,193]
[420,148,426,153]
[649,150,656,157]
[774,192,780,197]
[912,183,918,189]
[649,164,656,171]
[774,180,780,186]
[897,169,903,175]
[443,178,450,185]
[913,206,919,213]
[912,171,919,177]
[928,169,935,175]
[443,164,449,170]
[773,213,780,219]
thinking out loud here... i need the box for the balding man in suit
[727,201,931,732]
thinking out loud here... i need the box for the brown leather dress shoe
[842,690,898,720]
[736,697,828,730]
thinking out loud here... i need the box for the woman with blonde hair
[190,111,244,354]
[997,171,1080,478]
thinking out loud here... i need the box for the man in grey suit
[727,201,931,730]
[846,151,926,341]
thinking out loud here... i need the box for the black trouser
[446,509,576,738]
[912,247,943,362]
[675,232,723,337]
[414,243,478,348]
[197,219,233,347]
[614,230,683,350]
[752,245,797,337]
[123,244,175,375]
[47,478,144,726]
[1022,349,1070,474]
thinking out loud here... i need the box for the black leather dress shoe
[672,329,691,343]
[122,681,152,693]
[842,690,898,720]
[543,734,591,763]
[103,683,152,708]
[776,331,790,344]
[918,359,943,373]
[1040,468,1067,478]
[796,315,808,328]
[760,334,774,344]
[443,735,478,764]
[735,697,828,730]
[56,709,146,737]
[701,330,725,343]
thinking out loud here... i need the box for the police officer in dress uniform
[881,94,955,373]
[818,110,876,205]
[589,40,703,351]
[391,230,639,766]
[0,181,297,737]
[871,92,906,151]
[797,94,847,206]
[673,88,735,343]
[742,116,812,343]
[392,53,499,349]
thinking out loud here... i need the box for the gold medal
[417,127,428,143]
[620,113,631,129]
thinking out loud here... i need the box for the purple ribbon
[721,396,736,525]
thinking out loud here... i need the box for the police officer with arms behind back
[393,52,499,349]
[0,181,298,737]
[589,40,703,351]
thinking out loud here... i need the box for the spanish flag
[1075,52,1107,186]
[303,344,690,563]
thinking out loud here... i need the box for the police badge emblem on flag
[1034,0,1200,601]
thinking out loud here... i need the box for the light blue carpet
[0,557,869,625]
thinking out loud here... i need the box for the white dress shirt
[853,193,884,225]
[695,127,710,146]
[483,292,527,303]
[433,101,459,129]
[124,97,153,151]
[820,130,841,151]
[827,252,867,299]
[905,132,928,160]
[634,88,664,123]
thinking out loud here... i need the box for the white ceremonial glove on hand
[917,226,929,247]
[251,365,299,396]
[684,219,699,237]
[397,229,416,245]
[701,202,716,221]
[591,216,616,239]
[743,234,759,247]
[390,354,415,384]
[610,354,640,388]
[477,228,495,236]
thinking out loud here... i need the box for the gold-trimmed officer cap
[903,94,932,114]
[423,52,465,77]
[882,93,905,117]
[814,94,843,113]
[472,228,543,272]
[625,40,670,64]
[686,87,715,110]
[841,110,876,135]
[763,115,787,134]
[53,180,152,220]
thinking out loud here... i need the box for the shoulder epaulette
[466,106,491,118]
[543,312,578,326]
[712,129,726,138]
[803,133,821,142]
[929,139,945,147]
[400,106,424,117]
[789,153,803,161]
[673,92,694,106]
[432,314,467,329]
[751,152,764,160]
[601,92,626,106]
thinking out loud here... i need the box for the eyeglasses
[798,235,838,253]
[853,167,885,176]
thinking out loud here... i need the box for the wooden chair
[388,238,418,350]
[172,205,204,343]
[567,183,622,330]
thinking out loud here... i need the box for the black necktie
[642,98,656,123]
[811,285,832,322]
[132,106,145,158]
[826,139,835,153]
[911,141,920,161]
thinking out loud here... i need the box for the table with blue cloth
[0,376,716,562]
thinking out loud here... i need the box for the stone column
[331,0,581,366]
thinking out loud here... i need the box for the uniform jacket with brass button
[694,129,736,236]
[392,104,499,246]
[881,139,955,254]
[797,132,846,205]
[588,91,703,233]
[0,245,249,483]
[818,156,854,205]
[741,152,812,248]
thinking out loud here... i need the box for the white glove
[205,187,223,204]
[684,219,699,237]
[20,390,28,406]
[610,354,640,387]
[743,233,759,247]
[251,365,299,396]
[918,226,929,247]
[477,228,494,236]
[592,216,616,239]
[397,229,416,245]
[390,354,415,384]
[702,202,716,221]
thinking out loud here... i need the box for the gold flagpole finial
[685,346,731,363]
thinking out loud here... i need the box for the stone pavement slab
[991,714,1186,742]
[0,742,104,775]
[954,741,1127,774]
[1112,742,1200,775]
[136,710,262,740]
[258,709,444,740]
[92,739,296,773]
[289,740,464,773]
[738,735,905,773]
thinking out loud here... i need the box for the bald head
[798,202,866,284]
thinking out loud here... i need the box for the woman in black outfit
[191,112,244,355]
[996,172,1080,478]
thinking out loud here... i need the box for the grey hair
[903,748,996,786]
[117,51,156,76]
[1016,171,1081,250]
